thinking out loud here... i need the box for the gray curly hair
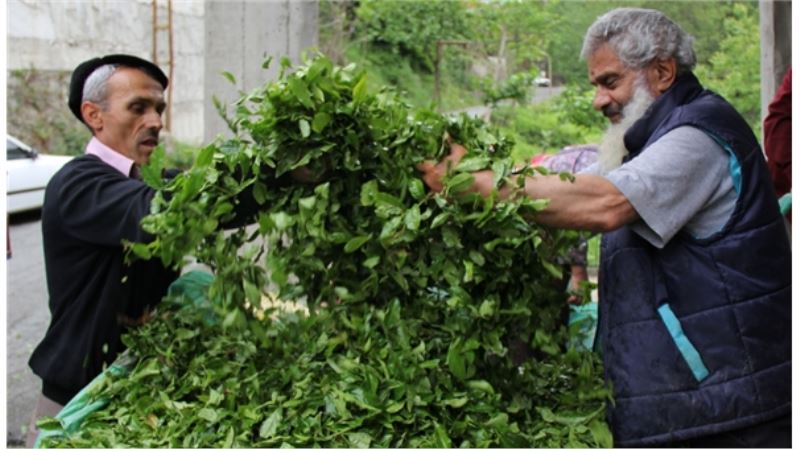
[580,8,696,75]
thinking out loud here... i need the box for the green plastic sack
[165,269,219,325]
[34,352,136,448]
[568,302,598,352]
[34,270,215,448]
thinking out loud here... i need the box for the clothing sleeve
[604,126,733,248]
[763,67,791,197]
[578,161,602,176]
[56,163,159,246]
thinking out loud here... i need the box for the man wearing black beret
[25,54,177,446]
[25,54,315,446]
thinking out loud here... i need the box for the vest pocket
[656,304,710,382]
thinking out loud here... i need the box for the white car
[7,135,74,214]
[534,76,551,87]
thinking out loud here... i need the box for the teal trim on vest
[779,193,791,215]
[656,304,710,382]
[706,132,742,196]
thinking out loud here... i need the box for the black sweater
[29,155,180,404]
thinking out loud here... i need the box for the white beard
[596,78,656,174]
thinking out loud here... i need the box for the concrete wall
[7,0,319,145]
[8,0,206,143]
[203,0,319,142]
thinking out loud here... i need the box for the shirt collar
[85,137,136,177]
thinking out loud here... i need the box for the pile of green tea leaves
[41,295,609,448]
[43,55,611,447]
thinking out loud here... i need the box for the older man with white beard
[419,7,790,448]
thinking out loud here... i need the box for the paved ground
[7,210,50,447]
[448,86,565,121]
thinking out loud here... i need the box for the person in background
[531,144,598,304]
[763,66,791,221]
[420,8,790,447]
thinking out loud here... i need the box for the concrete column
[204,0,319,142]
[759,0,792,122]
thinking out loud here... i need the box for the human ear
[81,101,103,132]
[651,58,677,93]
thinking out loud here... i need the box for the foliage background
[7,1,763,157]
[320,0,764,151]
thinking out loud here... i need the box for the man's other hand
[417,142,468,192]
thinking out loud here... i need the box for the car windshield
[7,139,33,160]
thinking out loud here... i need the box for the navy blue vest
[597,73,791,446]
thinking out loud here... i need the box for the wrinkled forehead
[106,67,166,100]
[587,45,628,81]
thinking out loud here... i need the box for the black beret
[68,54,168,123]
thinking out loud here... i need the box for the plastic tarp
[568,302,598,352]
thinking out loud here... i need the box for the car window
[7,139,33,160]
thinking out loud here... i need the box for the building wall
[7,0,318,145]
[203,0,319,142]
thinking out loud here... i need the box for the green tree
[546,1,754,87]
[546,0,628,86]
[318,0,359,65]
[355,0,469,72]
[466,0,559,79]
[694,2,761,133]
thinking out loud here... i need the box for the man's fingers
[417,161,435,173]
[450,142,468,160]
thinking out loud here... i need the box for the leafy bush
[492,105,598,163]
[480,72,536,107]
[488,82,605,162]
[552,85,607,133]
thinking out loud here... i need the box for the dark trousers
[674,415,791,448]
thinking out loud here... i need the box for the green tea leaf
[140,146,166,189]
[259,409,282,439]
[344,235,371,253]
[312,111,332,133]
[352,74,368,103]
[288,77,313,108]
[404,204,421,231]
[408,178,426,200]
[198,408,219,423]
[299,119,311,138]
[222,71,236,85]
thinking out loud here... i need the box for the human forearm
[472,171,637,232]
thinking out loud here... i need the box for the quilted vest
[597,73,791,446]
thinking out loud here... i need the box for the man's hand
[417,142,468,192]
[117,307,156,327]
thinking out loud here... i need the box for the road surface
[7,211,50,447]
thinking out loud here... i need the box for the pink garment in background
[531,144,598,174]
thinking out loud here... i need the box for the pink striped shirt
[85,137,136,178]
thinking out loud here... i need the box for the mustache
[139,130,160,143]
[602,104,623,119]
